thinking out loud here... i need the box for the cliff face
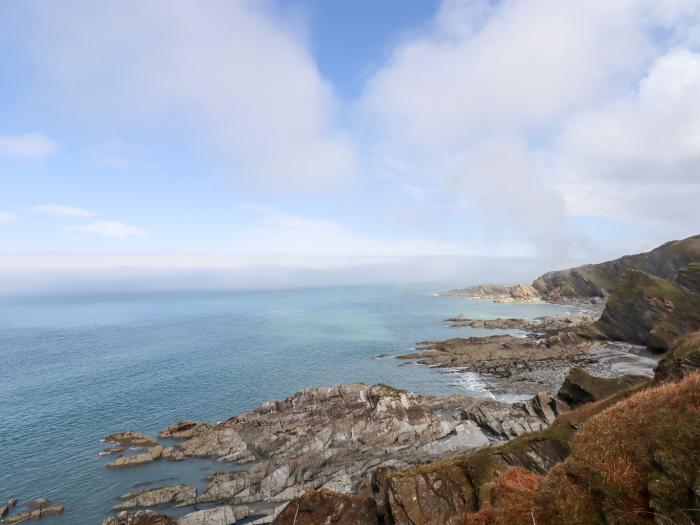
[532,234,700,300]
[595,269,700,350]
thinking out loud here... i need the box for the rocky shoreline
[3,235,699,524]
[94,367,650,525]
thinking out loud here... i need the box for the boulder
[271,489,377,525]
[653,331,700,384]
[556,367,650,408]
[113,485,196,510]
[107,446,164,468]
[177,505,247,525]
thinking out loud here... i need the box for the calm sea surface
[0,285,574,524]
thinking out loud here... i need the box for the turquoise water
[0,285,573,523]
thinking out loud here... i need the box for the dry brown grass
[463,468,542,525]
[462,373,700,525]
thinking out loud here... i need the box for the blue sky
[1,0,699,293]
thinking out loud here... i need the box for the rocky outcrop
[103,384,514,522]
[102,511,177,525]
[595,269,700,350]
[443,310,602,338]
[533,234,700,300]
[438,284,541,303]
[556,367,650,408]
[159,420,208,440]
[464,391,569,439]
[107,445,164,468]
[399,335,601,394]
[272,489,377,525]
[178,505,247,525]
[104,432,159,447]
[653,330,700,384]
[380,382,646,525]
[0,500,64,524]
[463,372,700,525]
[113,485,196,511]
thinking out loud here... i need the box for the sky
[1,0,699,294]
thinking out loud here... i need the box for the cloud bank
[20,0,355,187]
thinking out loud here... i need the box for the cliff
[595,269,700,350]
[532,234,700,300]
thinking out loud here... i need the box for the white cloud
[0,133,58,157]
[0,211,16,224]
[68,220,148,238]
[361,0,700,254]
[21,0,355,186]
[556,48,700,230]
[362,0,657,148]
[33,204,95,217]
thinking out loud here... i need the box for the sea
[0,284,576,524]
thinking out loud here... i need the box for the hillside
[532,235,700,300]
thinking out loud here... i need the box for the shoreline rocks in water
[436,283,542,303]
[101,382,581,522]
[100,368,650,523]
[0,499,64,524]
[443,308,603,338]
[104,432,160,448]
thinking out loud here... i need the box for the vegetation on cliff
[595,269,700,350]
[532,235,700,300]
[465,372,700,525]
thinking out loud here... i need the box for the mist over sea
[0,285,572,523]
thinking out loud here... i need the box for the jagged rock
[104,432,159,447]
[595,270,700,350]
[387,465,476,525]
[464,400,548,439]
[177,505,247,525]
[107,446,164,468]
[159,421,208,440]
[113,485,196,511]
[556,367,650,408]
[271,489,378,525]
[417,421,489,454]
[109,383,497,515]
[198,471,251,503]
[101,510,177,525]
[653,331,700,384]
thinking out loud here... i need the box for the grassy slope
[463,373,700,525]
[532,235,700,299]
